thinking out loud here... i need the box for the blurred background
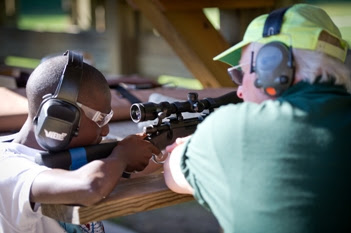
[1,0,349,90]
[0,0,350,232]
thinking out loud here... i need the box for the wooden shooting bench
[41,173,194,224]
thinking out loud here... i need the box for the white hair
[250,41,351,93]
[293,48,351,92]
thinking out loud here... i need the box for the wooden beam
[156,0,275,11]
[41,173,194,224]
[129,0,234,88]
[165,10,234,87]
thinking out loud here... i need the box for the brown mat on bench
[0,87,28,132]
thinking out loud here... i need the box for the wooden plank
[129,0,233,88]
[41,173,194,224]
[156,0,275,11]
[165,10,234,87]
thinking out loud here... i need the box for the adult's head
[214,3,350,103]
[26,51,112,150]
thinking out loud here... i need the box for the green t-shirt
[180,82,351,233]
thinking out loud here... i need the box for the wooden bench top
[41,173,194,224]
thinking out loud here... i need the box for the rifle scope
[130,91,241,123]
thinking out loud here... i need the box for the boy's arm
[30,135,160,206]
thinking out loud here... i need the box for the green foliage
[158,75,203,90]
[5,56,40,69]
[17,14,71,32]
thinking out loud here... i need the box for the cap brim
[213,40,250,67]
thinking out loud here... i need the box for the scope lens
[130,105,142,122]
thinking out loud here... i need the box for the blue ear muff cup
[34,98,80,152]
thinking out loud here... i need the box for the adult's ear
[236,86,243,99]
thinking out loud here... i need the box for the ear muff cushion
[254,42,294,96]
[34,98,80,151]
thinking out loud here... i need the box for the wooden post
[128,0,234,88]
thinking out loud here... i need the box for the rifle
[130,91,241,151]
[35,91,241,170]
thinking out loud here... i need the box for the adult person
[0,51,160,233]
[163,3,351,233]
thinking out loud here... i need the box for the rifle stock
[35,141,118,170]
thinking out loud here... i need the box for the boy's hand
[111,135,160,172]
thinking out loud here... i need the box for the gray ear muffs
[254,41,294,97]
[33,51,83,152]
[251,6,295,97]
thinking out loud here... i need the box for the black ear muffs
[34,98,80,151]
[251,6,295,97]
[33,51,83,151]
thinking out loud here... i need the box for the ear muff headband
[263,7,289,37]
[34,51,83,152]
[55,50,83,101]
[252,6,295,97]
